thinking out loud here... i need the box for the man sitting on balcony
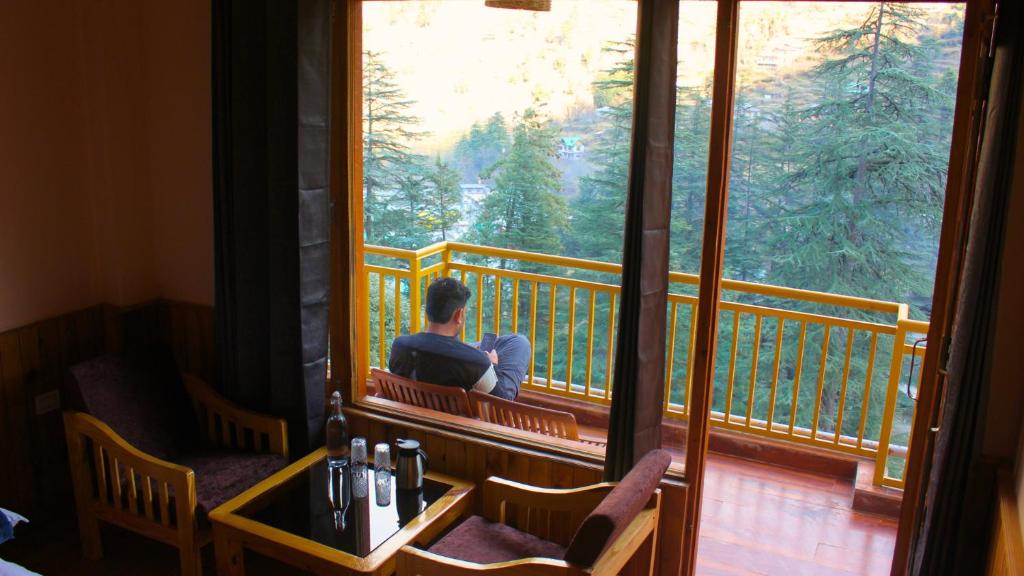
[389,277,531,401]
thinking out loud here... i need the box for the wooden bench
[371,368,473,417]
[370,369,604,446]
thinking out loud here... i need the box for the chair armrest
[482,476,615,525]
[398,545,585,576]
[182,374,289,458]
[63,410,196,529]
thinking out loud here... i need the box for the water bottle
[326,391,350,468]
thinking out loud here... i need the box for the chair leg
[178,541,203,576]
[77,512,103,560]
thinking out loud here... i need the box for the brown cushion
[563,449,671,566]
[428,515,566,564]
[67,356,183,460]
[176,449,287,518]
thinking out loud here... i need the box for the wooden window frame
[328,1,989,575]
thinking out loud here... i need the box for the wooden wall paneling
[0,331,30,512]
[16,321,71,513]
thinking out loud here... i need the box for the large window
[349,0,967,483]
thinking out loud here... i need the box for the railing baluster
[789,321,808,435]
[566,287,576,390]
[834,327,855,446]
[856,332,879,450]
[460,269,468,341]
[494,275,502,334]
[604,292,616,399]
[476,272,484,341]
[378,273,386,369]
[745,314,763,428]
[664,302,679,414]
[512,279,520,333]
[529,282,539,386]
[547,284,556,388]
[585,290,596,398]
[766,318,785,430]
[394,274,402,337]
[811,323,832,441]
[725,311,741,423]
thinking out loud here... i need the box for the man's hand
[487,349,499,365]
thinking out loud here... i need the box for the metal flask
[395,438,428,491]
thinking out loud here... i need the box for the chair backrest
[65,354,196,460]
[468,390,580,441]
[371,368,473,417]
[563,449,672,567]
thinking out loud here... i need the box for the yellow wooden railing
[362,241,926,489]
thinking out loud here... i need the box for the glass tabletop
[237,459,452,558]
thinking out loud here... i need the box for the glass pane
[662,2,719,448]
[698,2,963,572]
[362,1,639,448]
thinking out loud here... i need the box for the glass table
[209,447,474,576]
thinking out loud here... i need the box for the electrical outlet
[35,390,60,415]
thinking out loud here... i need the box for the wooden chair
[371,368,473,417]
[63,357,288,576]
[397,449,670,576]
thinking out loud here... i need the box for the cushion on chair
[176,449,287,518]
[562,449,671,566]
[428,514,567,564]
[67,356,184,460]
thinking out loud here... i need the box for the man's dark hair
[426,277,471,324]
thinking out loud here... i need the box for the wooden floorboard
[1,453,895,575]
[696,453,896,576]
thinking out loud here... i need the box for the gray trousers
[490,334,532,400]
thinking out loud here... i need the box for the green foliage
[468,108,568,260]
[760,2,956,315]
[568,40,633,265]
[453,113,511,183]
[423,157,463,241]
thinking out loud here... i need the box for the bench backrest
[371,368,473,417]
[468,390,580,441]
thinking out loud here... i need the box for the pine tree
[765,2,953,309]
[568,40,633,265]
[453,113,510,183]
[425,157,463,241]
[469,108,567,261]
[363,50,425,245]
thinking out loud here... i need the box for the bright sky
[363,1,963,155]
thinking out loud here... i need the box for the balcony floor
[697,453,897,575]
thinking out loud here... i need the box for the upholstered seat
[429,515,567,564]
[400,449,671,575]
[177,449,287,519]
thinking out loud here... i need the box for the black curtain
[212,0,331,459]
[912,3,1024,573]
[604,0,678,481]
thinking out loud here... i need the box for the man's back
[389,332,491,391]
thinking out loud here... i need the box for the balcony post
[410,253,422,333]
[875,314,909,486]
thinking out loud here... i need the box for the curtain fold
[912,3,1023,573]
[604,0,678,481]
[212,0,330,459]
